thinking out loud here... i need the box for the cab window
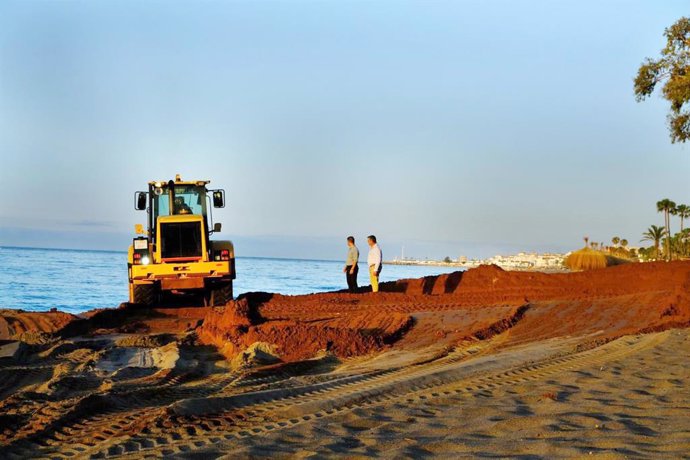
[173,186,205,215]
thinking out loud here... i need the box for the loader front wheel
[132,284,159,306]
[209,282,233,306]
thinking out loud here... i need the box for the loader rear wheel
[132,284,159,306]
[209,282,233,306]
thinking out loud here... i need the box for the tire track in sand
[88,331,666,459]
[2,304,523,459]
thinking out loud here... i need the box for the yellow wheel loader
[127,175,235,306]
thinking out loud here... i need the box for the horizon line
[0,245,344,264]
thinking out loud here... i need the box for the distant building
[387,251,567,271]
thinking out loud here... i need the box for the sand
[215,330,690,459]
[0,261,689,458]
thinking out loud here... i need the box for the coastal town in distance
[387,251,569,271]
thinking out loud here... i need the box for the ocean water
[0,246,462,314]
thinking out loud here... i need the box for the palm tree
[680,228,690,257]
[657,199,676,260]
[642,225,667,260]
[675,204,690,233]
[583,236,589,248]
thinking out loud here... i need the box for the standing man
[344,236,359,293]
[367,235,383,293]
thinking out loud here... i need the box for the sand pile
[198,296,413,361]
[202,262,690,361]
[384,262,690,345]
[0,310,79,340]
[3,262,689,365]
[383,261,690,304]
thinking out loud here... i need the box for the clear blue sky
[1,0,688,260]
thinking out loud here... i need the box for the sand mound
[217,261,690,360]
[0,310,80,340]
[198,298,414,361]
[381,260,689,302]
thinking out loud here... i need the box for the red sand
[198,299,414,361]
[0,310,79,341]
[196,261,690,360]
[3,261,689,362]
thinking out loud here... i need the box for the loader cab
[152,184,208,220]
[134,177,225,243]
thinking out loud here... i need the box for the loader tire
[132,284,158,306]
[210,282,233,306]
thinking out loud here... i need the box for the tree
[583,236,589,247]
[443,256,452,264]
[642,225,667,260]
[620,239,628,249]
[657,199,676,260]
[612,236,620,247]
[675,204,690,232]
[680,228,690,257]
[634,17,690,143]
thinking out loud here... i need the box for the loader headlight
[140,256,150,266]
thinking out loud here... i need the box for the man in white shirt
[367,235,383,292]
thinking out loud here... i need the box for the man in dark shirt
[343,236,359,293]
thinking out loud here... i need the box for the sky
[1,0,689,260]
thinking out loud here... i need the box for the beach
[216,330,690,459]
[1,261,689,458]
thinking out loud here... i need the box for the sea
[0,246,462,314]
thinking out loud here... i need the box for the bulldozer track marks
[2,331,665,459]
[259,290,652,316]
